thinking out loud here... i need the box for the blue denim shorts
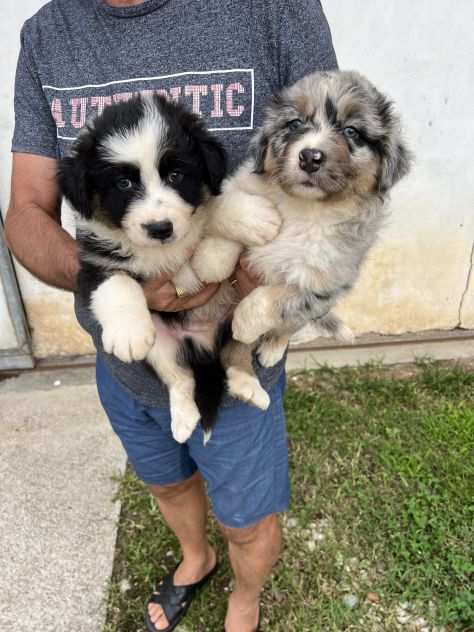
[96,356,290,528]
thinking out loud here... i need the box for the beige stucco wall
[0,0,473,357]
[0,1,94,357]
[324,0,474,336]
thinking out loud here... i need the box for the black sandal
[144,560,218,632]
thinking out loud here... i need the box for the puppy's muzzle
[299,148,326,174]
[142,220,174,242]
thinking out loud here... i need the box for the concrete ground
[0,367,126,632]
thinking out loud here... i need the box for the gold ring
[175,285,187,298]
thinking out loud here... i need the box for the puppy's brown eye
[116,178,133,191]
[167,171,184,185]
[343,126,359,139]
[287,119,304,131]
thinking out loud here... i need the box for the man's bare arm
[5,153,80,291]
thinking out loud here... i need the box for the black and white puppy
[59,94,238,443]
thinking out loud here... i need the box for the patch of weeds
[105,361,474,631]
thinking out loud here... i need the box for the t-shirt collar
[96,0,169,18]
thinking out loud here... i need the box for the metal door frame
[0,216,34,370]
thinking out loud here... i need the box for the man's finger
[233,266,259,299]
[237,258,263,285]
[144,281,179,311]
[163,283,220,311]
[142,274,174,307]
[149,271,173,286]
[177,283,220,310]
[239,254,249,268]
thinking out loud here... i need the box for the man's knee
[220,513,282,552]
[149,471,201,502]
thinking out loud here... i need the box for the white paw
[227,367,270,410]
[192,237,241,283]
[257,339,287,368]
[230,198,281,247]
[102,318,156,363]
[170,398,201,443]
[232,315,261,345]
[232,299,269,344]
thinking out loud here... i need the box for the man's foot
[147,546,217,631]
[225,591,260,632]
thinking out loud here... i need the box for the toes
[156,614,169,631]
[148,603,169,630]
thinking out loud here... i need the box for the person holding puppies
[6,1,337,630]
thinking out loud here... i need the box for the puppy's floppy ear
[250,130,269,174]
[379,138,412,193]
[198,135,227,196]
[185,117,227,195]
[58,155,92,218]
[376,98,412,193]
[57,126,96,218]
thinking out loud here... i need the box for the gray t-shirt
[12,0,337,407]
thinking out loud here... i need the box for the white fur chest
[244,185,381,293]
[246,203,346,291]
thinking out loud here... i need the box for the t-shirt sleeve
[11,25,58,158]
[279,0,338,88]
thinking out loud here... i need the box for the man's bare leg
[147,472,216,631]
[221,514,282,632]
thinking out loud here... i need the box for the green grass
[104,362,474,632]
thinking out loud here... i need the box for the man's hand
[143,274,220,311]
[232,256,264,299]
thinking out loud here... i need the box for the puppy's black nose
[299,148,326,173]
[142,220,174,241]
